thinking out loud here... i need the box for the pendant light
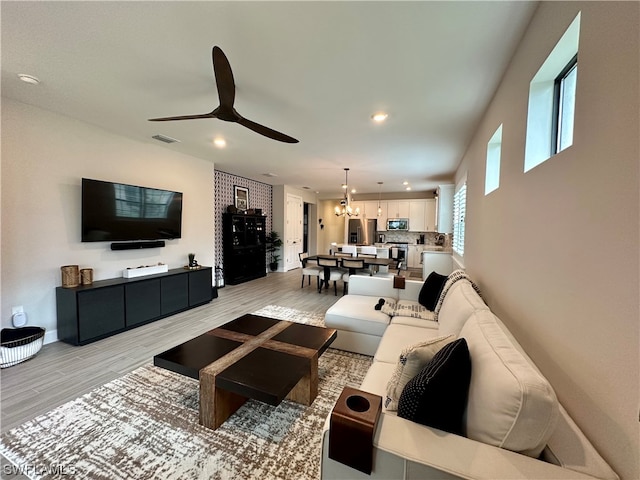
[377,181,383,216]
[334,168,360,217]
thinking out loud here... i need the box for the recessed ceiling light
[406,186,412,191]
[17,74,40,85]
[371,112,388,122]
[213,137,226,148]
[351,188,357,194]
[402,181,409,186]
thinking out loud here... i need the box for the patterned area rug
[0,306,373,480]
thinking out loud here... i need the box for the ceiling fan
[149,46,298,144]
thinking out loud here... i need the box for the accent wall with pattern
[214,170,272,272]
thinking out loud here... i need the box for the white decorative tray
[123,264,168,279]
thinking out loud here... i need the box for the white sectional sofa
[321,273,618,480]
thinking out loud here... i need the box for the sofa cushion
[397,338,471,435]
[359,360,397,408]
[325,295,391,337]
[374,324,442,363]
[384,334,456,411]
[437,280,489,337]
[418,271,448,310]
[460,309,559,458]
[390,315,439,329]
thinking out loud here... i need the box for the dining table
[302,254,396,292]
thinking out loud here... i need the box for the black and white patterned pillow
[397,338,471,435]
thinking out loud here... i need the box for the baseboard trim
[43,329,58,345]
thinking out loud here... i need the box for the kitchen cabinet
[387,200,410,219]
[425,198,437,231]
[407,199,437,232]
[436,185,455,233]
[363,201,381,219]
[409,201,426,231]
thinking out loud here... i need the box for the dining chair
[298,252,322,289]
[341,258,366,295]
[372,247,394,277]
[358,246,378,274]
[316,256,344,295]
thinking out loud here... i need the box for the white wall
[456,3,638,479]
[1,99,215,342]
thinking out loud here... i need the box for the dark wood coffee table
[153,313,337,430]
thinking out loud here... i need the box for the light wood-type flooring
[1,269,345,435]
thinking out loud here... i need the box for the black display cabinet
[223,213,267,285]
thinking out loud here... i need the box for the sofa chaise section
[321,273,618,480]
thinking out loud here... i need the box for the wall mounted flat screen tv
[82,178,183,242]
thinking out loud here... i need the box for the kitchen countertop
[337,243,451,253]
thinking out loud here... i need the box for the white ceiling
[1,1,538,199]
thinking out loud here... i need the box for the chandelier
[334,168,360,217]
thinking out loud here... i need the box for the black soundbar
[111,241,166,251]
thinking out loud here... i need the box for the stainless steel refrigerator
[348,218,377,245]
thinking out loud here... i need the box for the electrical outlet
[11,305,24,315]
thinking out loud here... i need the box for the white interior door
[285,194,303,271]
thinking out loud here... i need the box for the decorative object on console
[80,268,93,286]
[234,185,249,210]
[149,46,299,144]
[123,263,168,279]
[187,253,199,269]
[334,168,360,217]
[397,338,471,435]
[61,265,79,288]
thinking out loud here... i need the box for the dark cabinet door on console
[126,279,161,327]
[77,286,125,343]
[189,268,213,306]
[161,274,189,315]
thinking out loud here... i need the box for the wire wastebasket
[1,327,46,368]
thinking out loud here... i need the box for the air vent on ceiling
[152,134,181,144]
[262,173,278,177]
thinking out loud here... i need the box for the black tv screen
[82,178,183,242]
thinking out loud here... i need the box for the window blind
[453,182,467,256]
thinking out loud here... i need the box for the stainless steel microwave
[387,218,409,230]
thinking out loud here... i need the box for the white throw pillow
[384,334,456,411]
